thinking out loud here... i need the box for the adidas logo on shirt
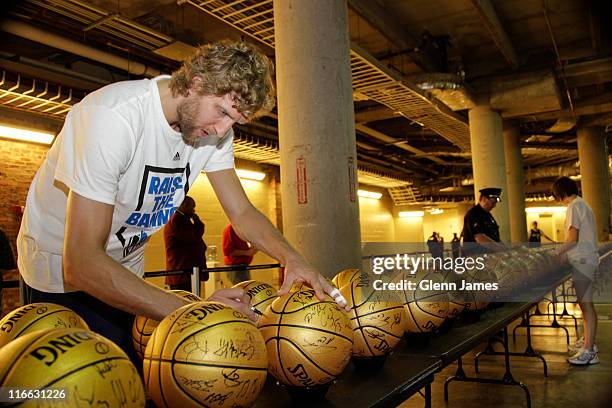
[173,152,180,161]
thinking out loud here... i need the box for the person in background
[528,221,553,247]
[427,231,439,259]
[552,176,600,365]
[0,228,16,315]
[461,187,507,255]
[451,232,461,258]
[437,234,445,259]
[222,223,257,284]
[163,196,207,291]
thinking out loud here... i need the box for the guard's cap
[479,187,502,201]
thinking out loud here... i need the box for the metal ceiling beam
[354,106,400,124]
[521,91,612,121]
[521,142,577,151]
[355,124,449,165]
[470,0,519,69]
[579,112,612,127]
[347,0,441,72]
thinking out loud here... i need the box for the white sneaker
[569,338,599,354]
[568,348,599,365]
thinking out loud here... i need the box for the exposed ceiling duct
[410,73,476,111]
[490,71,562,118]
[525,162,581,180]
[0,20,162,77]
[546,114,576,133]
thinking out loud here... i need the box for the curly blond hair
[170,40,275,120]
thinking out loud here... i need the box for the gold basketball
[441,270,468,318]
[0,328,145,406]
[132,289,201,359]
[400,271,449,334]
[259,290,353,387]
[0,303,89,348]
[332,268,363,289]
[232,280,277,315]
[143,302,268,408]
[340,275,404,358]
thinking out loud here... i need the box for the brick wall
[0,139,49,316]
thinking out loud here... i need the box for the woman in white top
[553,176,600,365]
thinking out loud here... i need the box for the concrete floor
[399,301,612,408]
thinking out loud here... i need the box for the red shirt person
[222,224,257,284]
[164,196,207,291]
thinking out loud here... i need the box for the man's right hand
[207,288,257,321]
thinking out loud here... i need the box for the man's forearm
[65,248,188,320]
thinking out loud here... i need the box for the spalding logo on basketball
[232,280,277,315]
[0,328,145,406]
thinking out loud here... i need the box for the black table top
[255,353,441,408]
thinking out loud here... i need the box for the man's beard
[177,95,211,145]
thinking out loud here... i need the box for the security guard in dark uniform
[462,187,504,255]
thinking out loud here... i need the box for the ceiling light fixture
[358,189,383,200]
[525,207,566,214]
[399,211,424,217]
[0,125,55,145]
[235,169,266,181]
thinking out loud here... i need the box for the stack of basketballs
[2,246,562,407]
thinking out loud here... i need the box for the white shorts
[570,259,598,282]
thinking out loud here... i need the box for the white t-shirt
[17,76,235,293]
[565,196,599,266]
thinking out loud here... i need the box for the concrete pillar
[503,122,528,243]
[468,105,510,242]
[274,0,361,276]
[577,126,610,241]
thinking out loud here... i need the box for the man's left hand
[277,256,350,311]
[207,288,258,321]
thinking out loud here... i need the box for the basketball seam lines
[276,291,298,386]
[349,305,405,320]
[414,301,448,319]
[350,287,376,309]
[269,299,336,315]
[352,325,403,340]
[173,319,257,352]
[268,336,339,381]
[41,356,129,389]
[142,357,267,371]
[12,309,79,340]
[157,304,195,408]
[405,304,424,333]
[350,284,375,357]
[258,323,353,343]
